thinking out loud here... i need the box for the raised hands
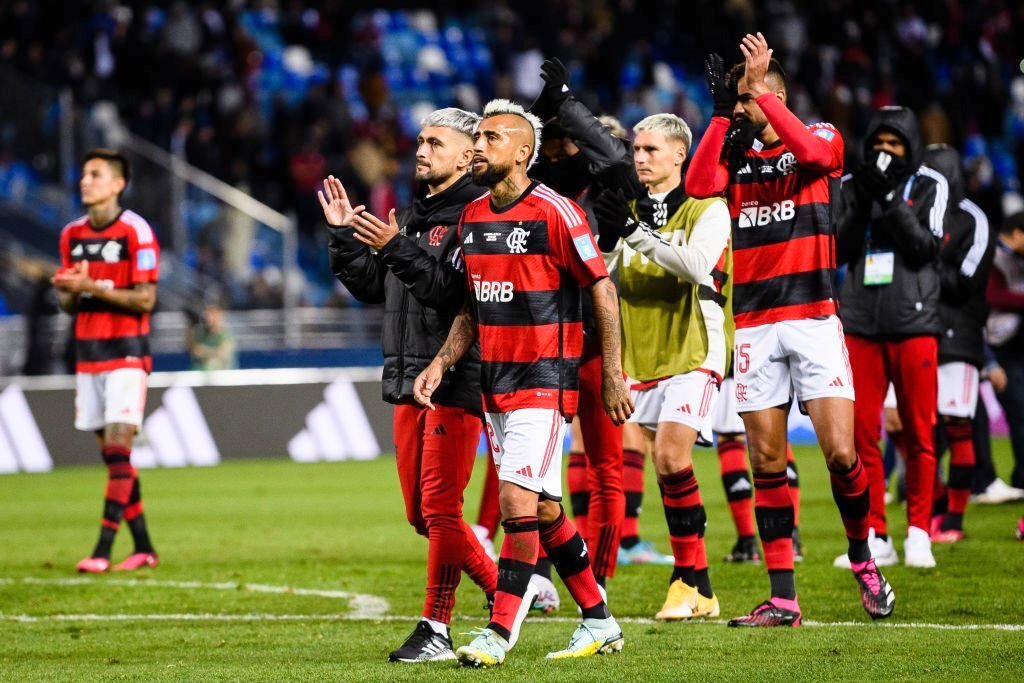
[350,208,401,251]
[318,175,365,227]
[704,53,734,118]
[738,32,773,98]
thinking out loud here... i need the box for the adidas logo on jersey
[677,403,692,414]
[736,163,752,175]
[829,377,845,387]
[515,465,534,478]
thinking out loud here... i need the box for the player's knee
[651,444,691,476]
[824,443,857,471]
[422,511,460,532]
[104,423,136,449]
[747,447,785,473]
[537,499,563,525]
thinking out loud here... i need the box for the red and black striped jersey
[726,122,843,328]
[687,96,844,329]
[59,210,160,374]
[459,182,607,418]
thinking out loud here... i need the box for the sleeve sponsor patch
[573,234,598,261]
[136,248,157,271]
[813,128,836,141]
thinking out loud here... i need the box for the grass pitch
[1,442,1023,681]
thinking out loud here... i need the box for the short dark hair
[1001,211,1024,235]
[727,58,789,94]
[82,148,131,187]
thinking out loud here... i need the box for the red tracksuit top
[459,181,607,419]
[687,93,844,329]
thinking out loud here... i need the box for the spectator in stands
[187,302,237,371]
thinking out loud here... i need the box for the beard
[471,158,512,187]
[415,163,451,186]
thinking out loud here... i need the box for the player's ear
[519,143,532,166]
[458,145,473,172]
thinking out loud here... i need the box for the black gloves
[529,58,572,122]
[725,118,763,149]
[594,188,638,251]
[704,53,734,118]
[856,150,910,204]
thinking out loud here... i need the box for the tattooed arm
[413,299,476,409]
[588,277,634,424]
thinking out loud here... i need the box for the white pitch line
[2,578,1020,632]
[1,611,1022,632]
[0,576,389,619]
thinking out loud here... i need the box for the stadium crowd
[2,1,1024,308]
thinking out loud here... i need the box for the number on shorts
[736,343,751,373]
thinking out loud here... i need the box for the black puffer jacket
[837,106,948,338]
[328,174,484,411]
[925,145,996,367]
[530,96,641,344]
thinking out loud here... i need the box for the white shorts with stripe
[734,315,855,413]
[75,368,148,432]
[711,376,745,435]
[628,370,721,434]
[484,409,566,501]
[937,362,980,418]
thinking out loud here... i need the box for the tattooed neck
[491,174,525,207]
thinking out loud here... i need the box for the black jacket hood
[864,106,923,171]
[923,143,965,203]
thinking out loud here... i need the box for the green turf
[1,442,1023,681]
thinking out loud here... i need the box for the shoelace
[460,628,492,639]
[855,562,882,594]
[566,623,597,649]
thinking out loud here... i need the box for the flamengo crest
[506,226,530,254]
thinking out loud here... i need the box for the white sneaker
[833,528,898,568]
[530,574,560,613]
[545,616,623,659]
[470,524,498,562]
[869,528,899,566]
[904,526,936,568]
[971,478,1024,504]
[832,551,852,569]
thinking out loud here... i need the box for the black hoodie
[328,173,485,411]
[836,106,949,338]
[925,144,995,368]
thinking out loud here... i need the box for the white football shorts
[484,408,566,501]
[937,362,979,418]
[733,315,855,413]
[75,367,148,432]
